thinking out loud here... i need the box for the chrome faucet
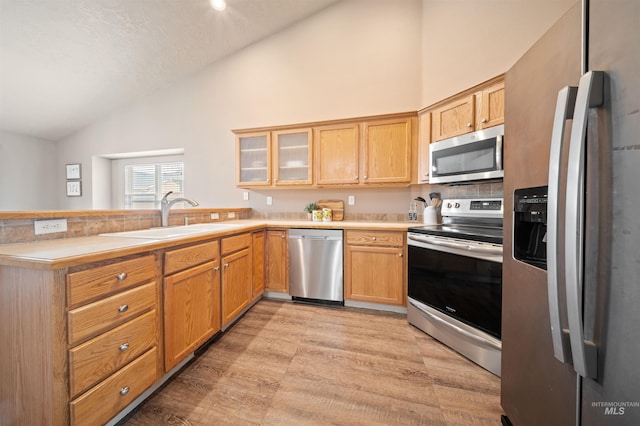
[160,191,199,227]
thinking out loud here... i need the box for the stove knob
[455,202,461,208]
[446,202,452,208]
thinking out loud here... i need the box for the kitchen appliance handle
[409,300,501,351]
[547,85,577,363]
[408,234,502,255]
[495,134,503,171]
[565,70,603,379]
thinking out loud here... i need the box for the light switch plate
[228,212,236,219]
[34,219,68,235]
[267,196,273,205]
[243,191,249,201]
[348,195,355,205]
[210,213,219,220]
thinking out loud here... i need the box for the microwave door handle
[547,85,577,364]
[565,71,603,379]
[495,134,503,171]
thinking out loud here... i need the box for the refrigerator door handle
[547,85,577,364]
[565,70,603,379]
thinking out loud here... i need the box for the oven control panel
[441,198,503,218]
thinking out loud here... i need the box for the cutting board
[317,199,344,221]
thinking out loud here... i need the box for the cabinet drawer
[221,233,251,255]
[345,230,404,247]
[67,255,156,308]
[68,282,156,345]
[164,240,219,275]
[69,309,157,398]
[70,347,158,426]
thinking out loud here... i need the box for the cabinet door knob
[372,237,377,241]
[119,343,129,352]
[118,304,129,313]
[399,253,404,257]
[363,175,368,179]
[120,386,130,396]
[116,272,127,281]
[354,175,358,179]
[224,263,229,268]
[466,122,472,127]
[481,118,488,123]
[214,266,220,271]
[281,234,285,238]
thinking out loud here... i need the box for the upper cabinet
[417,111,431,184]
[476,81,505,129]
[314,123,360,185]
[429,75,505,143]
[234,112,416,188]
[273,128,313,186]
[361,117,412,185]
[236,132,271,186]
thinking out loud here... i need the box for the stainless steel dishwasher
[288,228,343,304]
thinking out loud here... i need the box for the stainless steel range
[407,198,503,376]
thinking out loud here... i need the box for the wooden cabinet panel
[221,233,251,256]
[265,230,288,293]
[221,247,252,327]
[237,132,271,186]
[314,123,360,185]
[164,260,220,371]
[69,309,157,398]
[70,347,158,426]
[345,245,405,306]
[362,118,412,184]
[252,231,265,299]
[345,230,404,247]
[273,128,313,186]
[477,82,505,129]
[67,255,155,308]
[418,111,431,183]
[432,94,475,141]
[68,282,156,345]
[164,240,218,275]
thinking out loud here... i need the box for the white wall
[421,0,575,107]
[0,130,59,210]
[48,0,575,214]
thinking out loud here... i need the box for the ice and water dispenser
[513,186,548,270]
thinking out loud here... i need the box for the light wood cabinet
[314,123,360,185]
[417,111,431,183]
[344,230,406,306]
[163,240,221,371]
[236,131,271,186]
[476,81,505,129]
[273,128,313,185]
[221,233,253,328]
[265,229,288,293]
[252,231,266,300]
[431,94,476,142]
[66,254,162,425]
[361,118,413,184]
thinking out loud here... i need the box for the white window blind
[124,162,184,209]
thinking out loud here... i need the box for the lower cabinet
[163,240,221,371]
[265,229,288,293]
[344,230,406,306]
[221,233,253,327]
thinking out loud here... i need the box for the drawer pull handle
[117,272,127,281]
[119,343,129,352]
[120,386,130,396]
[118,304,129,313]
[372,237,377,241]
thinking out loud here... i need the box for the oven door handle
[409,300,501,351]
[408,234,502,255]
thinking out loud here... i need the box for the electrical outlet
[266,196,273,206]
[228,212,236,219]
[210,213,219,220]
[34,219,68,235]
[348,195,355,205]
[243,191,249,201]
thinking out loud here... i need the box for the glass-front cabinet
[237,132,271,186]
[272,128,312,186]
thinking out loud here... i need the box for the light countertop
[0,219,414,269]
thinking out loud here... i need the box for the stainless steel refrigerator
[501,0,639,425]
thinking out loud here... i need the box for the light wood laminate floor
[122,299,502,425]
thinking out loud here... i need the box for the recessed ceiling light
[210,0,226,11]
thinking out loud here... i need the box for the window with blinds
[124,162,184,209]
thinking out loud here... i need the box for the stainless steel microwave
[429,124,504,184]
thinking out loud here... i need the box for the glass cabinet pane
[238,133,270,185]
[274,130,312,184]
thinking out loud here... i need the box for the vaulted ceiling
[0,0,339,141]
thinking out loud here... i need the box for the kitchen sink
[99,223,241,240]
